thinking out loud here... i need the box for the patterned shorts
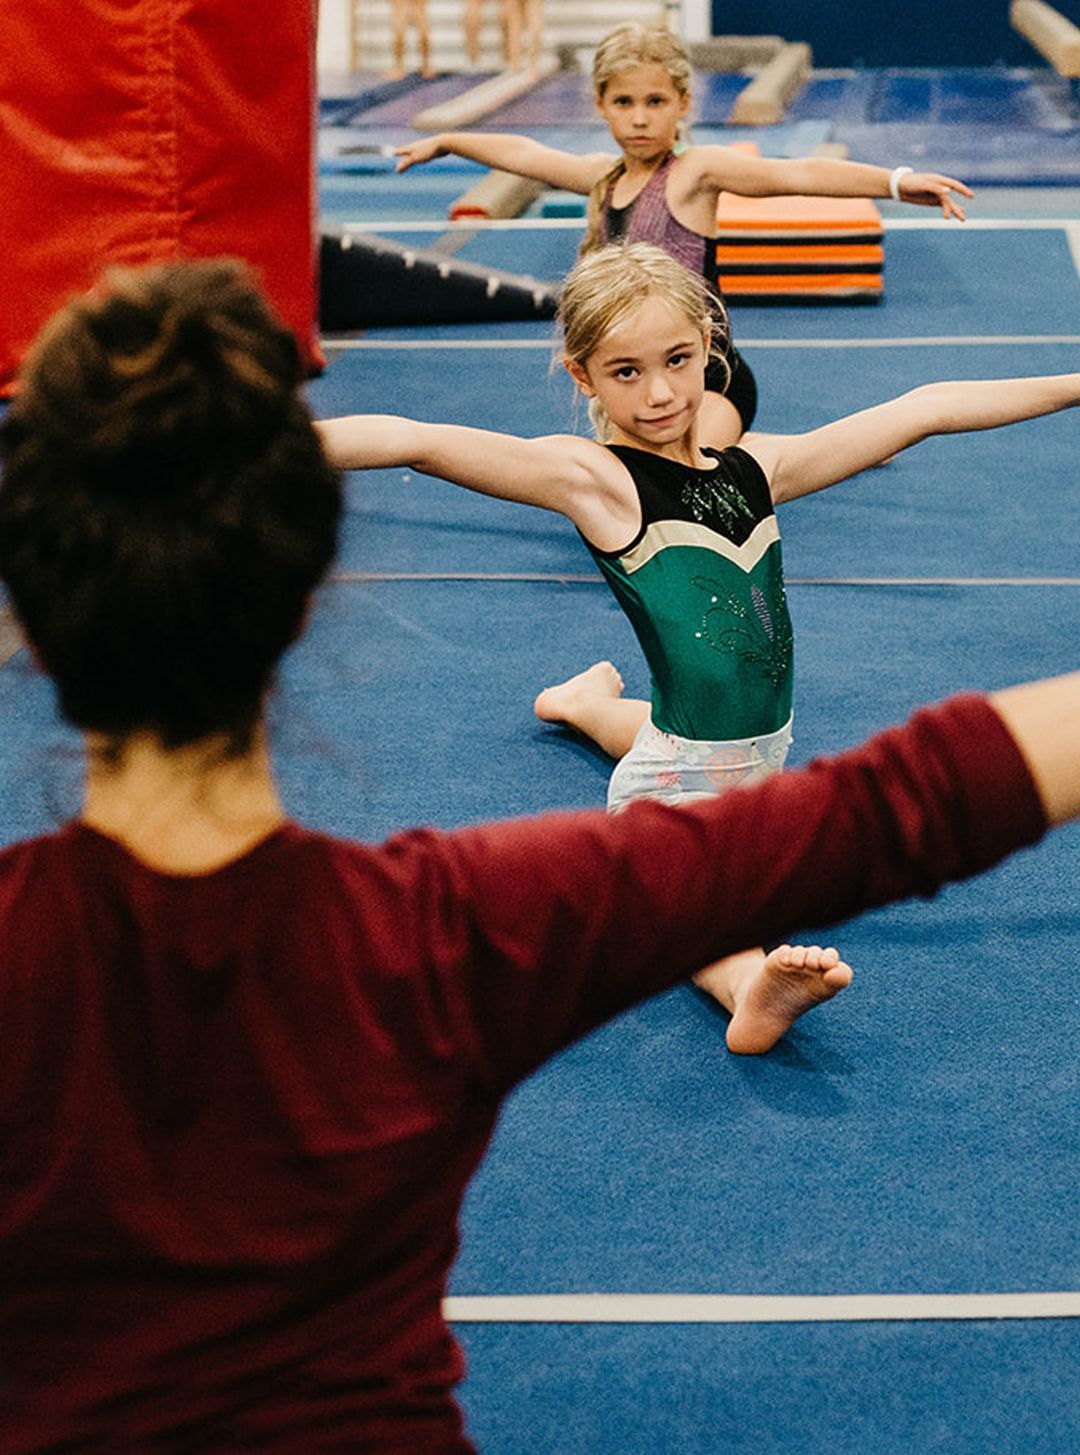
[607,714,793,813]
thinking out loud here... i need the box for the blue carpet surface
[457,1320,1080,1454]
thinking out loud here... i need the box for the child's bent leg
[695,946,853,1055]
[534,661,648,761]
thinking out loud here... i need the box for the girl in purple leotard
[395,22,971,442]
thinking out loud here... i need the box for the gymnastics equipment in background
[450,171,545,220]
[411,31,811,145]
[319,229,560,329]
[533,138,883,304]
[412,55,562,129]
[0,0,322,396]
[715,195,884,302]
[1010,0,1080,76]
[686,35,814,125]
[711,140,883,303]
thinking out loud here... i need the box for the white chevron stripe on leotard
[619,514,780,576]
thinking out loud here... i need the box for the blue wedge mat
[318,72,429,125]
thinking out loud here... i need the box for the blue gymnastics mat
[788,66,1079,130]
[457,1320,1080,1455]
[824,122,1080,185]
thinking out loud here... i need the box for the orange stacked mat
[716,193,885,302]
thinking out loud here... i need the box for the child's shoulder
[705,442,775,497]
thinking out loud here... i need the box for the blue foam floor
[827,121,1080,185]
[871,67,1078,127]
[319,174,474,224]
[457,1321,1080,1455]
[788,67,1079,130]
[9,110,1080,1447]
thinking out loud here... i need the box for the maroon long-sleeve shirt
[0,695,1046,1451]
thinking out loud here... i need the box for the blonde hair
[582,24,693,257]
[592,22,692,98]
[558,242,725,441]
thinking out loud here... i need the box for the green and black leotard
[584,444,793,743]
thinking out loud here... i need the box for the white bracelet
[889,165,914,201]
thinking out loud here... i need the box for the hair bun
[20,261,303,486]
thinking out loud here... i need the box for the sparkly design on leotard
[581,444,793,742]
[692,576,794,690]
[681,470,756,531]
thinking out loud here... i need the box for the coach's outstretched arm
[990,672,1080,825]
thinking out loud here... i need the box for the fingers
[899,172,973,220]
[936,174,971,221]
[934,173,974,198]
[907,172,974,197]
[393,143,433,172]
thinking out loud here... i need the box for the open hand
[898,171,973,221]
[393,136,449,172]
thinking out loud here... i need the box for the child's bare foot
[695,945,852,1055]
[534,661,624,724]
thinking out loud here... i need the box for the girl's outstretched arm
[393,132,614,194]
[316,415,638,540]
[745,374,1080,505]
[682,148,971,220]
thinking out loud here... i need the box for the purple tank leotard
[599,153,757,430]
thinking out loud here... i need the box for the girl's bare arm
[743,374,1080,505]
[315,415,638,541]
[394,132,615,194]
[682,148,971,220]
